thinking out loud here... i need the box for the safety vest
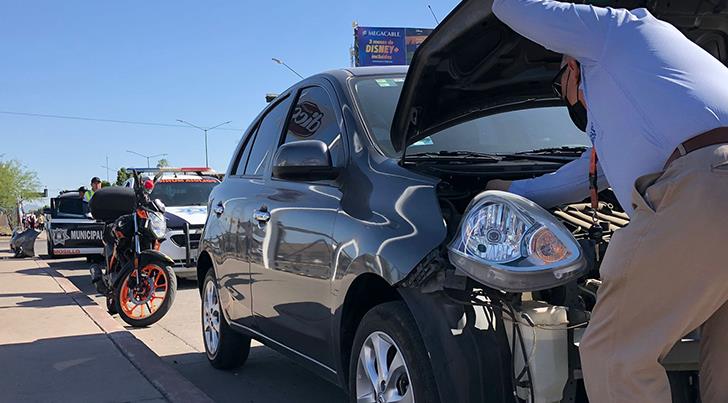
[84,190,95,202]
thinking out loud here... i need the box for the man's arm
[492,0,619,62]
[506,148,609,209]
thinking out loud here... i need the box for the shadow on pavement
[177,277,199,290]
[0,292,91,309]
[0,334,164,402]
[163,346,347,403]
[15,267,50,277]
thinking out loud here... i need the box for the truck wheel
[202,269,251,369]
[349,301,439,403]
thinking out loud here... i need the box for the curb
[36,259,214,403]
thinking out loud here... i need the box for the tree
[157,158,170,168]
[116,168,130,186]
[101,180,112,188]
[0,157,42,228]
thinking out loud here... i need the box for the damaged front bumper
[398,193,699,403]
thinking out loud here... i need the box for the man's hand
[486,179,512,191]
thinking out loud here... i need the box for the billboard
[354,26,433,67]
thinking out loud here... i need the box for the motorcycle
[89,170,177,327]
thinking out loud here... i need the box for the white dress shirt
[493,0,728,216]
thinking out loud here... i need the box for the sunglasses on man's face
[552,64,568,99]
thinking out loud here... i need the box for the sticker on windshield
[412,136,433,146]
[375,79,403,87]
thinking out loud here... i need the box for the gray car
[197,1,724,401]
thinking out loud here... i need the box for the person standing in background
[84,177,102,202]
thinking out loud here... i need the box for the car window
[55,198,85,216]
[232,129,256,176]
[283,86,343,166]
[353,75,590,157]
[245,95,293,176]
[150,180,219,206]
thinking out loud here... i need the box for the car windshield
[150,180,218,207]
[55,197,86,216]
[353,75,590,157]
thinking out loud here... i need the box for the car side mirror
[272,140,339,181]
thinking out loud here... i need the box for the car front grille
[170,233,202,249]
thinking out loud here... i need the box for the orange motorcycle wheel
[114,263,177,327]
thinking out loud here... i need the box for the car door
[213,94,294,326]
[248,80,345,367]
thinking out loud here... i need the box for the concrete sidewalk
[0,254,212,403]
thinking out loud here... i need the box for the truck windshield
[150,181,218,207]
[353,75,590,157]
[54,197,86,217]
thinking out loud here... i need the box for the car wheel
[349,301,439,403]
[202,269,251,369]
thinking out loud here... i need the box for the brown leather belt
[664,127,728,169]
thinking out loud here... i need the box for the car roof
[342,66,408,76]
[321,66,408,83]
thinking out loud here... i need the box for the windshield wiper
[515,145,588,155]
[405,151,501,162]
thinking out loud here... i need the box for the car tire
[348,301,439,403]
[202,269,251,370]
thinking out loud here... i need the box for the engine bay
[432,166,629,303]
[404,165,633,402]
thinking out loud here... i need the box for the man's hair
[91,177,101,184]
[78,186,87,193]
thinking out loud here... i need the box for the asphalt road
[27,235,347,403]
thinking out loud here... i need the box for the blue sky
[1,0,459,207]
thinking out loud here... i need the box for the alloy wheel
[118,264,168,319]
[203,279,221,355]
[356,331,414,403]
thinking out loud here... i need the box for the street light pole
[176,119,232,167]
[272,58,304,79]
[100,155,111,183]
[126,150,168,168]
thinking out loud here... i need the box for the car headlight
[148,211,167,239]
[448,191,586,292]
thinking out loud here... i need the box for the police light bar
[125,167,161,173]
[179,167,215,173]
[125,167,218,175]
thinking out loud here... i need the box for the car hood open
[391,0,728,152]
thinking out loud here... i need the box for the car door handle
[214,203,224,216]
[253,209,270,224]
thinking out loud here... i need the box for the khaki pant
[580,144,728,403]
